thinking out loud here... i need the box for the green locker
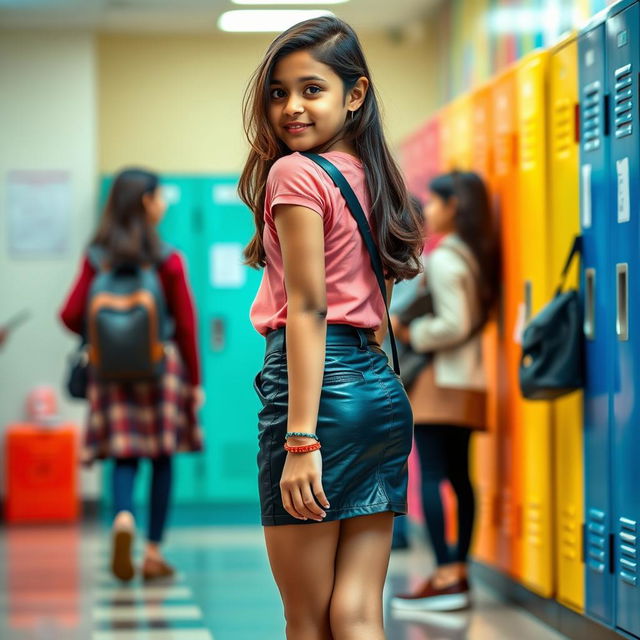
[97,174,262,507]
[198,177,264,502]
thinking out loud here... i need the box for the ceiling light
[218,10,334,33]
[232,0,348,4]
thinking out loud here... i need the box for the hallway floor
[0,510,568,639]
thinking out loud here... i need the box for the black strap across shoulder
[301,152,400,375]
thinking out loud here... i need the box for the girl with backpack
[59,168,203,582]
[391,171,500,611]
[240,16,423,638]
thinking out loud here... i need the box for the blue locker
[606,0,640,636]
[579,9,615,626]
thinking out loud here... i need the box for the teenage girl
[239,16,424,640]
[391,171,500,611]
[60,168,203,582]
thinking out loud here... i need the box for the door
[579,12,615,626]
[606,2,640,635]
[548,33,585,612]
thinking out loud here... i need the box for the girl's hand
[280,450,330,522]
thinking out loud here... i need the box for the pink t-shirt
[250,151,385,336]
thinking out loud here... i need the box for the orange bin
[5,424,79,523]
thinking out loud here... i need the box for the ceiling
[0,0,442,34]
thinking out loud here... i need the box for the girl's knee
[329,597,381,639]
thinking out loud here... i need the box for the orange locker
[5,424,79,523]
[470,82,501,567]
[491,66,523,580]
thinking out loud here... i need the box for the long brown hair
[239,16,423,281]
[93,168,162,266]
[429,171,501,315]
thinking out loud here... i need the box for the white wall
[0,31,99,497]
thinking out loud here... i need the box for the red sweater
[59,251,201,386]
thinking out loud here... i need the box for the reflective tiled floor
[1,511,569,640]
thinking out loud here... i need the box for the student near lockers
[391,171,500,611]
[59,169,203,582]
[241,16,423,639]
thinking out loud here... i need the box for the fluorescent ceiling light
[232,0,348,4]
[218,10,334,33]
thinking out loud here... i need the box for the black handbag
[519,235,584,400]
[66,342,89,399]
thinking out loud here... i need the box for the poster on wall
[7,170,71,257]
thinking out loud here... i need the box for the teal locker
[198,177,264,502]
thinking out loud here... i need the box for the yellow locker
[548,32,584,612]
[449,93,473,170]
[516,50,554,597]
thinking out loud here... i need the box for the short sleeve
[265,153,329,223]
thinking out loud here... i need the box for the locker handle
[584,268,595,340]
[616,263,629,341]
[524,280,533,324]
[574,102,580,144]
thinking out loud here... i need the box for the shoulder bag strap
[301,152,400,375]
[555,235,582,296]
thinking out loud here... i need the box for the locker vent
[614,64,633,139]
[561,505,579,561]
[501,487,517,537]
[586,508,607,574]
[553,98,572,157]
[619,517,638,586]
[526,501,543,549]
[583,80,602,152]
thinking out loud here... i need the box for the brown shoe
[111,529,135,582]
[391,577,471,612]
[142,557,176,581]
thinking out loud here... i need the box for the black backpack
[85,244,174,382]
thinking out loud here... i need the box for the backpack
[86,244,174,382]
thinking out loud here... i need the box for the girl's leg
[111,458,139,581]
[445,429,475,568]
[413,426,451,566]
[264,521,340,640]
[147,455,173,546]
[329,512,393,640]
[112,458,139,521]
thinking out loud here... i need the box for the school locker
[449,93,473,171]
[491,67,523,580]
[198,177,264,502]
[470,83,501,568]
[516,50,554,597]
[579,8,615,626]
[606,1,640,635]
[97,176,211,504]
[438,104,456,172]
[548,32,585,612]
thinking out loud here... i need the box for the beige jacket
[408,234,487,429]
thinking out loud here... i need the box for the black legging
[414,424,475,566]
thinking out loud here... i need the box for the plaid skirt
[82,343,203,464]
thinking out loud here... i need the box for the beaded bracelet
[285,432,319,441]
[284,442,322,454]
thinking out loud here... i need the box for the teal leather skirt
[254,324,413,526]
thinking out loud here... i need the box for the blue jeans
[112,456,172,543]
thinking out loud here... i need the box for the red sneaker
[391,577,471,612]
